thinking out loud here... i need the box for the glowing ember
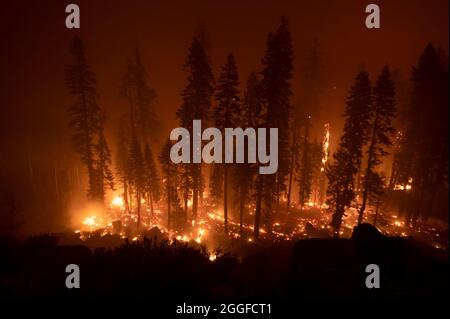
[83,216,97,227]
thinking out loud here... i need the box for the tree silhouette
[232,72,261,235]
[357,66,396,224]
[326,70,372,236]
[176,37,214,222]
[119,47,159,146]
[214,53,241,234]
[65,36,103,200]
[254,16,294,238]
[396,43,448,223]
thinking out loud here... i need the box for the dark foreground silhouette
[0,224,447,302]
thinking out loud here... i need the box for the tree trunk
[373,198,380,226]
[239,187,244,236]
[358,112,378,225]
[286,132,297,212]
[358,196,367,225]
[275,177,280,217]
[300,191,304,215]
[149,190,154,225]
[193,165,199,222]
[128,186,133,213]
[223,164,229,234]
[254,175,264,240]
[167,173,171,230]
[286,152,295,212]
[136,188,141,230]
[124,179,130,214]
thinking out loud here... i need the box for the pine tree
[254,16,293,239]
[119,47,159,147]
[326,70,372,236]
[119,59,137,131]
[194,21,212,62]
[396,44,448,223]
[357,66,397,224]
[176,37,214,222]
[232,72,261,235]
[214,53,241,234]
[65,36,102,200]
[133,47,159,145]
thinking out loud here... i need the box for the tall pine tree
[326,70,372,236]
[254,16,293,239]
[176,37,214,222]
[66,36,108,201]
[396,44,448,223]
[357,66,396,224]
[214,53,241,234]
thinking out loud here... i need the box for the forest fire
[72,193,448,254]
[1,0,448,309]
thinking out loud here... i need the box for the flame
[393,178,413,191]
[111,196,124,208]
[321,123,330,166]
[83,216,97,227]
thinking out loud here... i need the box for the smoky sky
[0,0,448,169]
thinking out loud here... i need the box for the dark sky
[0,0,448,232]
[0,0,448,169]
